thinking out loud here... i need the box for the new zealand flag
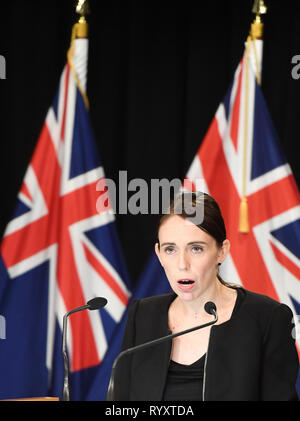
[0,37,131,400]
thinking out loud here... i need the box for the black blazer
[113,287,299,401]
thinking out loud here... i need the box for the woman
[112,192,299,401]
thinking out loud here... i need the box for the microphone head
[204,301,217,315]
[87,297,108,310]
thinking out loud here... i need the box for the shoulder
[242,287,290,311]
[126,293,175,330]
[239,287,294,327]
[242,287,280,308]
[124,293,176,342]
[129,292,176,314]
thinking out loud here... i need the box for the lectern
[3,397,59,401]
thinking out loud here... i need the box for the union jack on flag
[0,35,131,400]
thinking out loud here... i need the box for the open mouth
[177,279,195,290]
[178,279,194,285]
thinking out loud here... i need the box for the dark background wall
[1,0,300,284]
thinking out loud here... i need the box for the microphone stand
[106,308,218,401]
[61,297,108,401]
[62,304,89,402]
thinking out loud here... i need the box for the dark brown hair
[156,191,231,287]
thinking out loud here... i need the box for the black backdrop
[1,0,300,284]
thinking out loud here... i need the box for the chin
[177,291,197,302]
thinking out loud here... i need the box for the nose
[177,251,189,271]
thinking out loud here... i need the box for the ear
[155,242,163,267]
[218,239,230,264]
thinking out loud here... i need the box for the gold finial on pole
[252,0,267,15]
[251,0,267,40]
[74,0,90,39]
[67,0,90,109]
[76,0,90,17]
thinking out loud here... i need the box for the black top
[113,287,299,401]
[162,354,206,401]
[162,287,244,401]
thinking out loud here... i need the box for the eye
[191,245,203,253]
[164,246,175,255]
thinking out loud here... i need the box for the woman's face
[155,215,230,302]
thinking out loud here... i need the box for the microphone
[204,301,217,315]
[106,301,218,401]
[62,297,108,401]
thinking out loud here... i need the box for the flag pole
[67,0,90,109]
[238,0,267,234]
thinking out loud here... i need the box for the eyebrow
[160,241,208,247]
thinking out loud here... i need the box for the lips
[177,279,195,291]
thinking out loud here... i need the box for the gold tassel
[239,197,250,233]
